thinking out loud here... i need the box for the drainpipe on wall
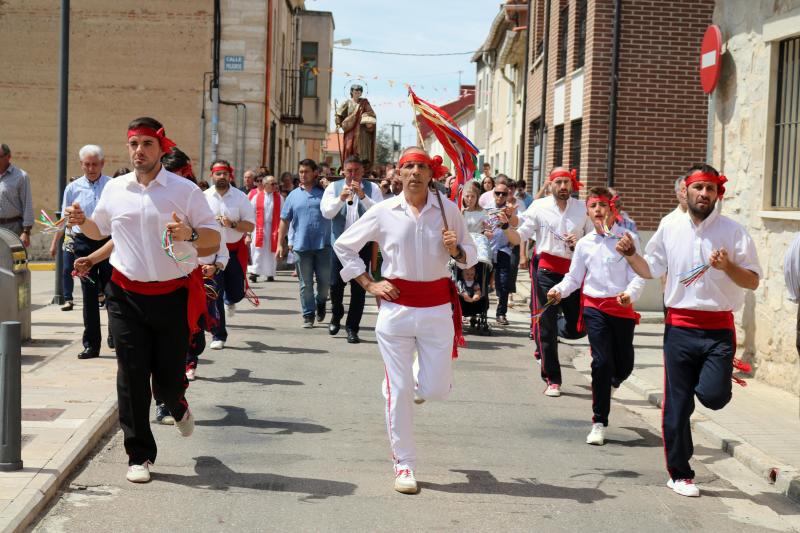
[539,0,552,185]
[606,0,622,187]
[518,0,532,187]
[211,0,221,162]
[262,0,273,167]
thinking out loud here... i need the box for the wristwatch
[231,220,238,229]
[188,228,199,242]
[500,222,510,230]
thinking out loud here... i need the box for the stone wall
[712,0,800,394]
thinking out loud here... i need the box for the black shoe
[303,315,315,328]
[98,298,106,309]
[496,315,509,326]
[107,335,115,349]
[60,300,73,311]
[248,273,258,283]
[346,329,360,344]
[267,276,275,282]
[328,319,341,336]
[78,348,99,360]
[155,403,175,425]
[316,303,326,323]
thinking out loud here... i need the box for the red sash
[386,278,465,359]
[111,268,211,336]
[584,295,640,324]
[226,236,250,290]
[538,252,571,275]
[253,190,281,250]
[666,308,734,330]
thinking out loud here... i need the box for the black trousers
[106,281,190,465]
[583,307,635,426]
[534,268,582,384]
[212,258,246,341]
[663,325,733,480]
[329,245,371,332]
[72,234,111,352]
[493,251,512,317]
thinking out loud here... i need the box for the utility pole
[52,0,70,305]
[457,70,463,91]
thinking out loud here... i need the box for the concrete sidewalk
[514,277,800,504]
[0,269,117,532]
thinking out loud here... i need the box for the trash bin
[0,229,31,341]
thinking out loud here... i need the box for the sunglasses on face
[494,191,508,196]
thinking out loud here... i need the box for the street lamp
[333,38,351,46]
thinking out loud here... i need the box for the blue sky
[306,0,500,147]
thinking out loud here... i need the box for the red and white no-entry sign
[700,25,722,94]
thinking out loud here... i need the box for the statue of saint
[336,84,376,170]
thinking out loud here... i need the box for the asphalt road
[31,271,800,532]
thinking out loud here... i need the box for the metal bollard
[0,321,23,471]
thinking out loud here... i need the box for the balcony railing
[280,68,304,124]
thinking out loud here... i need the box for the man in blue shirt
[277,159,332,327]
[62,145,112,359]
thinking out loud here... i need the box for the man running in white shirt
[512,168,593,396]
[204,160,256,349]
[616,164,761,498]
[544,187,645,445]
[333,147,476,495]
[65,117,221,483]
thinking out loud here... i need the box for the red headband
[175,163,194,178]
[127,126,177,154]
[586,194,622,222]
[549,168,582,190]
[399,152,448,180]
[211,163,235,176]
[685,171,727,197]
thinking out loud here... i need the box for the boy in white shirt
[547,187,645,446]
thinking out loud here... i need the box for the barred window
[301,42,318,97]
[553,124,565,167]
[771,36,800,209]
[557,6,568,79]
[570,119,582,180]
[529,119,542,188]
[575,0,587,69]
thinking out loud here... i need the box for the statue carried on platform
[336,84,376,170]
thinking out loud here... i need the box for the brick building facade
[523,0,714,231]
[0,1,332,257]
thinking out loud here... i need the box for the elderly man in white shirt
[616,164,761,498]
[333,147,476,495]
[65,117,221,483]
[512,167,593,396]
[321,155,383,343]
[204,160,256,350]
[544,186,646,446]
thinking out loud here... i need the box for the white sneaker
[175,408,195,437]
[544,383,561,397]
[126,461,152,483]
[394,468,418,494]
[186,368,196,381]
[226,303,236,317]
[668,478,700,497]
[209,340,224,350]
[586,423,606,445]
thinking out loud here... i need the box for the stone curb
[1,393,118,533]
[571,348,800,505]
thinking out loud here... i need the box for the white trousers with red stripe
[375,300,454,473]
